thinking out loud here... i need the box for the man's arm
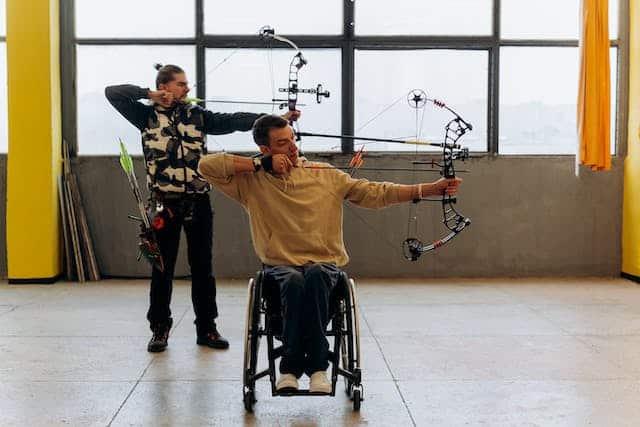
[104,84,153,131]
[201,110,300,136]
[335,168,462,209]
[202,111,265,135]
[396,178,463,202]
[201,152,290,176]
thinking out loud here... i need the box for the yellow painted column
[623,0,640,278]
[6,0,61,282]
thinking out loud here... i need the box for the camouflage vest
[142,103,210,194]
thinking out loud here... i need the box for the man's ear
[259,144,271,156]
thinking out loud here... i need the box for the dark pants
[146,193,218,337]
[263,263,341,378]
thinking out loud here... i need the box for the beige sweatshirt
[198,153,402,267]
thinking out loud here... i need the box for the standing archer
[105,64,299,352]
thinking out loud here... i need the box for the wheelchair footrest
[274,389,335,397]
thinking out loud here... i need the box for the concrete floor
[1,277,640,426]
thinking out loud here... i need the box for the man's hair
[252,114,289,147]
[154,63,184,89]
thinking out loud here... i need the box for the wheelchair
[242,270,364,412]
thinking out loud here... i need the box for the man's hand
[270,154,295,175]
[427,177,463,197]
[281,110,301,122]
[148,90,174,108]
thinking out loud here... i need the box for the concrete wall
[69,153,623,279]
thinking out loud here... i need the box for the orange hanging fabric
[577,0,611,172]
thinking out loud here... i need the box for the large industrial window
[355,0,493,35]
[354,50,488,153]
[76,46,195,155]
[499,0,620,155]
[69,0,623,156]
[203,1,342,35]
[203,48,341,152]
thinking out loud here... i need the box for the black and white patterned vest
[142,103,211,194]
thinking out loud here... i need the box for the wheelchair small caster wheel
[243,388,256,412]
[352,386,363,411]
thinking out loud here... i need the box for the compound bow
[257,25,330,141]
[400,90,472,261]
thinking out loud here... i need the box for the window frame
[63,0,627,158]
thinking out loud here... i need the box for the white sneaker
[276,373,299,391]
[309,370,332,393]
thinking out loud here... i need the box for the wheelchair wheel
[243,387,255,412]
[340,304,354,396]
[242,275,262,411]
[348,278,361,375]
[341,277,362,399]
[352,387,362,411]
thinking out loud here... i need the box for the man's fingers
[275,156,292,174]
[283,156,294,172]
[284,110,301,122]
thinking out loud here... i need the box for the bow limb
[258,26,330,143]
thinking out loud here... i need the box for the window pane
[502,0,619,39]
[355,50,487,152]
[76,0,195,38]
[205,48,341,152]
[499,47,617,155]
[0,0,5,37]
[77,45,195,155]
[204,1,342,35]
[356,0,492,36]
[0,43,6,153]
[610,0,619,39]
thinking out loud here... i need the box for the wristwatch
[252,157,262,172]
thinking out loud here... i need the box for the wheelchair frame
[242,270,364,412]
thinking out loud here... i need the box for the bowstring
[267,43,276,114]
[355,94,406,134]
[191,48,241,93]
[298,164,404,257]
[406,104,421,241]
[332,91,430,258]
[406,93,430,241]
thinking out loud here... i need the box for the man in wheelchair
[198,114,461,394]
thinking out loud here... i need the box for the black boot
[196,323,229,349]
[148,320,172,353]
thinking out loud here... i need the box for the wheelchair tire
[341,279,360,397]
[352,388,362,411]
[341,333,353,396]
[243,276,262,397]
[243,388,255,412]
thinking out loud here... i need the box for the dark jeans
[146,193,218,337]
[263,263,341,378]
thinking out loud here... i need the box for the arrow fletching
[119,138,135,175]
